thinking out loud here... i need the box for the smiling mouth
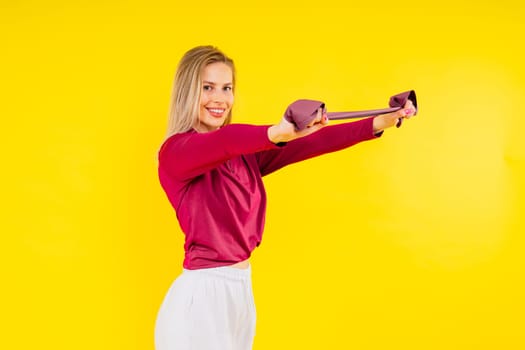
[206,108,226,117]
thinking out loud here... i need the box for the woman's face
[195,62,234,132]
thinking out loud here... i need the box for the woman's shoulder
[159,129,196,152]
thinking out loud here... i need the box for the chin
[209,118,225,127]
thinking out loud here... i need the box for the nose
[211,90,226,103]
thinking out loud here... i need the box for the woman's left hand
[372,99,416,132]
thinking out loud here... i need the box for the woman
[155,45,415,350]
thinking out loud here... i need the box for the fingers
[300,121,324,135]
[307,108,324,128]
[393,101,416,128]
[298,108,328,137]
[403,99,414,110]
[317,108,324,123]
[322,111,329,124]
[402,100,416,118]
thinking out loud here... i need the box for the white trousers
[155,265,256,350]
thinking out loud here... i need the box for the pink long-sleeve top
[158,117,381,269]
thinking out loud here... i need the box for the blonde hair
[165,45,236,138]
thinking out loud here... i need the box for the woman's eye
[224,86,232,92]
[203,85,212,91]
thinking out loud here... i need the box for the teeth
[208,108,225,114]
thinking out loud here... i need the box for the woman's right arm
[158,124,281,181]
[256,102,416,176]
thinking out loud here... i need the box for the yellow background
[2,1,524,349]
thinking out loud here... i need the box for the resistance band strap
[284,90,418,130]
[327,107,401,119]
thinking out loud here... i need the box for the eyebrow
[202,81,233,86]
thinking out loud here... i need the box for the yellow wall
[2,1,524,349]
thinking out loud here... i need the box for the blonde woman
[155,45,416,350]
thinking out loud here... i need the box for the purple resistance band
[284,90,418,131]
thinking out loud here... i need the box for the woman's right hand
[267,108,329,144]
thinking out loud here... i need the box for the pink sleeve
[255,117,381,176]
[159,124,280,181]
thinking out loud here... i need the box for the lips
[206,107,226,118]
